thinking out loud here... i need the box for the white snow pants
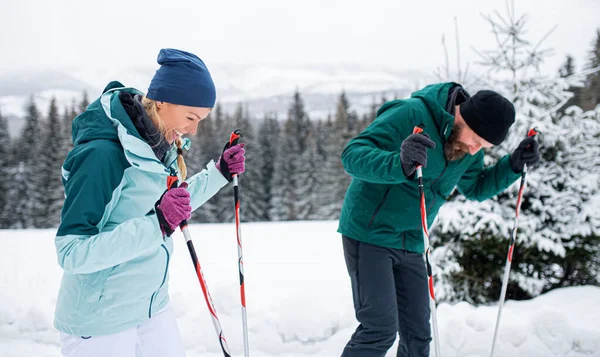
[59,303,186,357]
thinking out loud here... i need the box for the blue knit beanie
[147,48,216,108]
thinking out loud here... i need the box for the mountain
[0,69,95,97]
[0,64,431,137]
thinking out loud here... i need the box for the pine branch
[463,62,471,84]
[482,14,514,72]
[442,35,450,80]
[493,9,509,29]
[531,25,558,58]
[506,0,514,25]
[455,17,462,81]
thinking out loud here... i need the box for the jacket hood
[410,82,463,141]
[72,81,144,146]
[375,82,467,142]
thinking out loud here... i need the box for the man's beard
[444,123,470,161]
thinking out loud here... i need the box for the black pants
[341,236,432,357]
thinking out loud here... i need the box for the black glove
[510,136,540,173]
[400,133,436,179]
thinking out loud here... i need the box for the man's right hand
[400,133,436,179]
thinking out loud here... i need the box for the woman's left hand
[216,143,245,181]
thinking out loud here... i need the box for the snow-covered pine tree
[257,114,280,221]
[184,108,209,223]
[315,114,331,162]
[213,106,236,223]
[289,90,311,153]
[582,29,600,111]
[359,96,379,133]
[61,106,75,157]
[79,91,90,114]
[539,105,600,288]
[335,92,359,139]
[0,108,11,228]
[433,2,600,303]
[270,91,312,221]
[12,97,42,228]
[231,104,266,222]
[193,104,227,223]
[6,163,28,229]
[558,55,584,113]
[289,90,315,220]
[312,118,341,220]
[270,113,299,221]
[296,121,320,220]
[331,92,358,215]
[38,98,65,228]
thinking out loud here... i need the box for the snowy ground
[1,221,599,357]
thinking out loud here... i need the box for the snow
[1,221,599,357]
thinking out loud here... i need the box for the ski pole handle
[523,128,540,174]
[229,129,242,147]
[412,126,425,177]
[525,127,540,149]
[527,127,540,138]
[166,177,188,229]
[228,129,243,184]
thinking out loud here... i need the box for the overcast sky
[1,0,599,77]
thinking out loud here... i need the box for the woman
[54,48,245,356]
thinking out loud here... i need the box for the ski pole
[489,128,540,357]
[167,177,231,357]
[228,129,250,357]
[413,126,442,357]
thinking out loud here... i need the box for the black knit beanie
[459,90,515,145]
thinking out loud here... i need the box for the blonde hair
[141,96,187,180]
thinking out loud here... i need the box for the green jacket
[337,82,520,253]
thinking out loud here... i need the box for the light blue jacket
[54,81,228,336]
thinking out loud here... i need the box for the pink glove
[155,182,191,237]
[216,143,246,181]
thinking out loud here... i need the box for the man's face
[445,108,494,161]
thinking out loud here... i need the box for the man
[338,82,540,357]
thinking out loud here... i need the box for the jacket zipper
[149,244,170,318]
[368,187,392,228]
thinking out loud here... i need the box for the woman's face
[156,102,211,144]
